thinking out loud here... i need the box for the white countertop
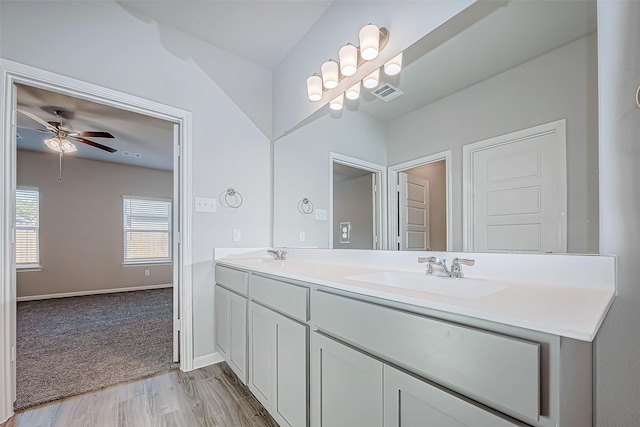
[215,249,616,342]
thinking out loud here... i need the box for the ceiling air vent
[372,83,404,102]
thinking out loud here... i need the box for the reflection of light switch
[339,222,351,244]
[299,231,306,242]
[232,229,241,242]
[315,209,328,220]
[195,197,217,212]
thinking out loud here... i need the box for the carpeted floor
[15,288,178,410]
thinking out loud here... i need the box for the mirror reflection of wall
[273,0,598,254]
[332,163,375,250]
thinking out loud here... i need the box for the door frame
[388,151,452,251]
[462,119,567,252]
[0,59,194,422]
[329,152,386,249]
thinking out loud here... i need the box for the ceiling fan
[17,108,117,153]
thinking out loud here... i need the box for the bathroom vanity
[214,249,615,427]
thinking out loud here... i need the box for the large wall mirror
[273,0,598,254]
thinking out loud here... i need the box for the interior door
[465,120,566,253]
[398,172,430,251]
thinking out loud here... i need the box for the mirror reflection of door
[332,163,376,249]
[396,160,447,251]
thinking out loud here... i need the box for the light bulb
[339,44,358,77]
[321,60,339,89]
[307,74,323,102]
[345,82,361,100]
[363,68,380,89]
[384,52,403,75]
[330,93,344,111]
[359,24,380,61]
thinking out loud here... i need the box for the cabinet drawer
[313,290,540,421]
[215,265,248,295]
[249,275,309,322]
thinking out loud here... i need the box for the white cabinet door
[249,301,308,427]
[384,365,525,427]
[312,332,383,427]
[228,291,247,383]
[214,285,230,359]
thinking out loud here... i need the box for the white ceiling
[117,0,333,70]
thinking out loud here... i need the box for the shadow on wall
[115,2,272,140]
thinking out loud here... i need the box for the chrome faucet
[267,249,287,261]
[418,256,475,278]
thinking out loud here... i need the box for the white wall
[596,1,640,424]
[387,34,599,253]
[273,0,477,138]
[274,111,387,248]
[0,1,272,360]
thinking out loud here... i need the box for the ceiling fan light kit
[44,136,77,153]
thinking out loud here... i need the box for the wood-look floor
[1,362,279,427]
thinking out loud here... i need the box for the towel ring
[220,188,243,208]
[297,198,314,214]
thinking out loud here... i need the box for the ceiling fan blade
[17,109,56,130]
[78,131,115,139]
[73,137,117,153]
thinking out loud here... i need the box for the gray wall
[333,174,374,249]
[387,34,599,253]
[596,1,640,424]
[16,150,173,298]
[405,161,447,251]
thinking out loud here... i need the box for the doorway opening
[388,151,452,251]
[329,153,386,250]
[1,60,193,420]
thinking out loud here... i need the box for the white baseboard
[16,283,174,302]
[192,352,224,370]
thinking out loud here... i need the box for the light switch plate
[315,209,328,220]
[195,197,216,212]
[232,229,241,242]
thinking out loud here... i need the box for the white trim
[388,151,453,251]
[329,152,387,250]
[0,59,194,423]
[193,352,224,370]
[16,283,173,302]
[462,119,567,252]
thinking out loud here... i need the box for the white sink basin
[343,271,505,299]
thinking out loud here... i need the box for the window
[123,197,172,264]
[16,188,40,268]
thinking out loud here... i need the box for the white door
[463,120,567,253]
[398,172,430,251]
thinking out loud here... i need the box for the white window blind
[123,197,172,264]
[16,189,39,267]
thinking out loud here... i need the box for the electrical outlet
[145,269,150,277]
[195,197,217,212]
[232,229,242,242]
[299,231,306,242]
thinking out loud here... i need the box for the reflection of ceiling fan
[17,108,117,153]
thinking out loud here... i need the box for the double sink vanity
[214,248,615,427]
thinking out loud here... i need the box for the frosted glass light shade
[321,60,339,89]
[61,139,77,152]
[384,52,403,75]
[339,44,358,76]
[45,136,76,153]
[329,93,344,111]
[359,24,380,60]
[363,68,380,89]
[44,137,60,151]
[307,74,323,101]
[345,82,361,100]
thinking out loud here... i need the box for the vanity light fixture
[363,68,380,89]
[305,23,389,103]
[307,74,323,101]
[384,52,403,76]
[339,43,358,76]
[329,93,344,111]
[345,81,361,100]
[321,60,339,89]
[44,136,77,153]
